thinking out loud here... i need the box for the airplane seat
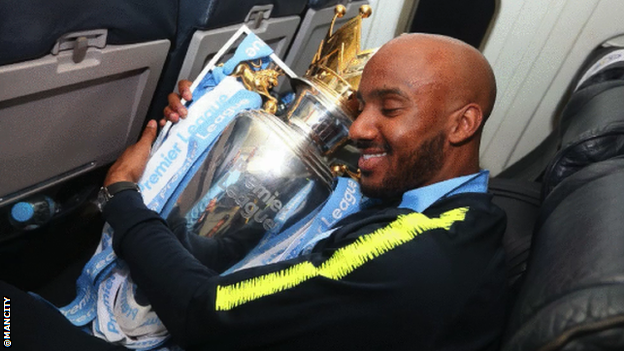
[146,0,308,122]
[0,0,174,207]
[487,178,541,302]
[501,157,624,351]
[498,45,624,182]
[280,0,370,93]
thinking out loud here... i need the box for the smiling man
[97,33,508,351]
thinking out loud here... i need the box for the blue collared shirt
[397,170,490,213]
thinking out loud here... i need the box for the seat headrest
[541,81,624,198]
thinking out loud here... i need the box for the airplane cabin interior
[1,0,624,349]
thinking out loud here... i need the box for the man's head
[349,33,496,199]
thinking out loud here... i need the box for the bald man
[351,33,496,198]
[97,33,508,350]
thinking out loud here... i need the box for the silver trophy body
[166,80,350,239]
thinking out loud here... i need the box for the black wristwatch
[97,181,141,212]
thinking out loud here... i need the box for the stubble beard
[360,131,447,200]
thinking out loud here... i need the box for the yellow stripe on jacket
[215,207,469,311]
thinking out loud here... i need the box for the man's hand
[104,120,158,187]
[162,80,193,127]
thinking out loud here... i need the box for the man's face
[349,47,452,199]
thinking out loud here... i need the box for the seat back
[503,159,624,351]
[0,0,174,205]
[488,178,541,298]
[177,11,301,84]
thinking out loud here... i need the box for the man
[0,32,505,351]
[100,33,507,350]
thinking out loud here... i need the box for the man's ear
[448,103,483,145]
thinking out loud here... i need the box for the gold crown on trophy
[303,4,377,117]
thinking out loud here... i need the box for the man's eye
[381,108,401,116]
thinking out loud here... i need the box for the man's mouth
[353,140,390,172]
[358,150,388,172]
[362,152,387,160]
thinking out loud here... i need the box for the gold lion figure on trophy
[232,61,282,114]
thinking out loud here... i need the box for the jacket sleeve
[104,190,508,351]
[105,190,263,273]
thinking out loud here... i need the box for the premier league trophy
[162,5,375,241]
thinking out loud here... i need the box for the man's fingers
[178,80,193,101]
[167,92,187,118]
[163,106,180,123]
[163,80,192,123]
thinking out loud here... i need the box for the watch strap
[106,181,141,196]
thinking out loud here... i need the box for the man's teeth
[362,153,387,160]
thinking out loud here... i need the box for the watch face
[96,187,109,212]
[96,183,139,212]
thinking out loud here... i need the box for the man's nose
[348,109,377,142]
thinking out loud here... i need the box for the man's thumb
[140,119,158,145]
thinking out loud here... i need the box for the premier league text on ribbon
[3,297,10,348]
[319,178,359,227]
[140,94,230,192]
